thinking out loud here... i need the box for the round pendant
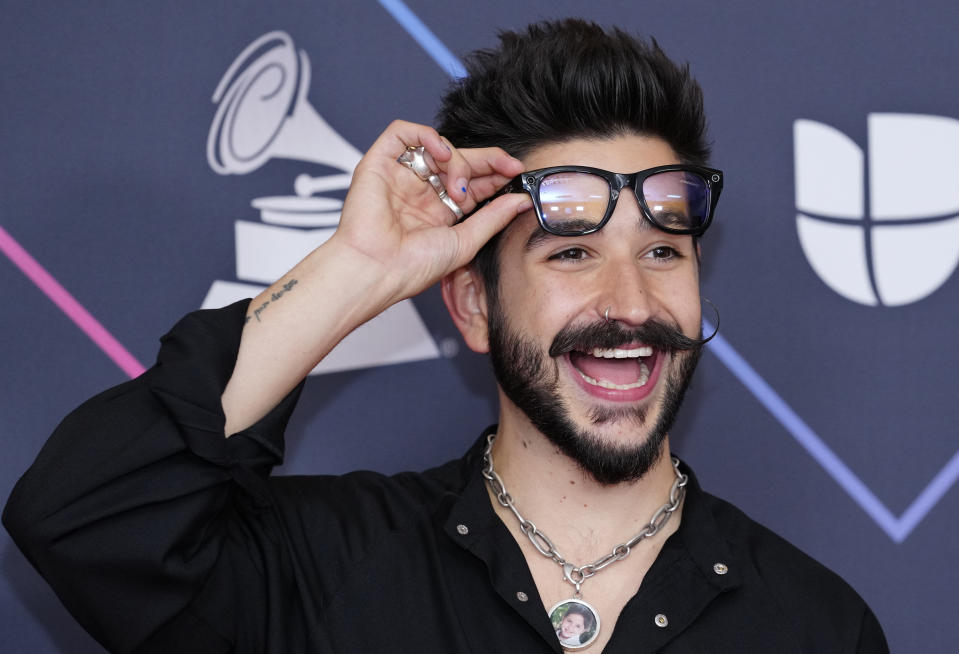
[548,598,601,650]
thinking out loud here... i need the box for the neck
[489,402,680,562]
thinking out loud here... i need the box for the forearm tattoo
[244,278,299,323]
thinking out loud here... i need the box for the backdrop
[3,1,958,652]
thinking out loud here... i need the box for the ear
[441,265,490,353]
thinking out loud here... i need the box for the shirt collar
[656,459,743,592]
[440,429,745,650]
[443,429,740,586]
[442,427,516,569]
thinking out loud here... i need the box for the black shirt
[4,302,888,653]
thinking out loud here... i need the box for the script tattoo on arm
[244,278,299,324]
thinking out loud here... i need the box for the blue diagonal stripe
[896,445,959,538]
[379,1,959,542]
[376,0,467,79]
[703,321,897,540]
[702,320,959,542]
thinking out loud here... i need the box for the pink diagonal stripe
[0,225,146,379]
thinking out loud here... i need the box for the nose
[595,193,657,326]
[597,260,655,327]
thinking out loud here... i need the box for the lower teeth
[579,362,651,390]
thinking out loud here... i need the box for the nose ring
[604,306,612,324]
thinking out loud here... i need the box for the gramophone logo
[794,113,959,306]
[202,31,439,374]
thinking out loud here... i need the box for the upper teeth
[590,346,653,359]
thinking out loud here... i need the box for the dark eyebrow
[523,218,606,251]
[523,228,555,252]
[523,214,659,251]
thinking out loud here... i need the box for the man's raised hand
[332,120,530,314]
[222,121,529,435]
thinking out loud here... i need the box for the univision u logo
[794,114,959,306]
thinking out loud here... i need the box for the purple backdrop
[3,1,958,651]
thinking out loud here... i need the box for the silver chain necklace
[481,433,688,650]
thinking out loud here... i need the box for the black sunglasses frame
[492,164,723,237]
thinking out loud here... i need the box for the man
[5,19,886,653]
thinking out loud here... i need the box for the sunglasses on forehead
[470,164,723,237]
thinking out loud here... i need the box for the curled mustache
[548,318,712,358]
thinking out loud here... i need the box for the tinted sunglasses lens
[642,171,710,232]
[538,172,610,235]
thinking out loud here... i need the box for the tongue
[569,352,644,385]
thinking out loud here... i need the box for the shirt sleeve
[2,300,304,654]
[855,605,890,654]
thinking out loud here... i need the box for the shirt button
[654,613,669,628]
[516,591,529,602]
[713,562,729,575]
[456,524,469,535]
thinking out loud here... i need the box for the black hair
[435,19,710,298]
[437,19,708,162]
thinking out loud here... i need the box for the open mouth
[568,345,656,390]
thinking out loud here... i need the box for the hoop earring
[701,297,720,344]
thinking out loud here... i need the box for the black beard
[487,304,702,486]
